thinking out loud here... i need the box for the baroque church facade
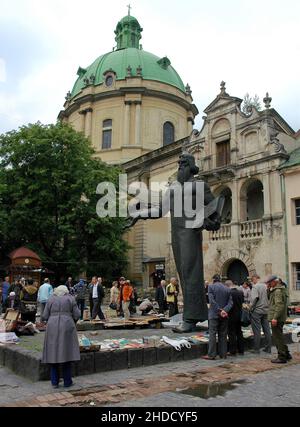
[59,13,300,302]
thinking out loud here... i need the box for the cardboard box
[0,310,20,333]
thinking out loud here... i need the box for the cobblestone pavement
[113,363,300,408]
[0,345,299,407]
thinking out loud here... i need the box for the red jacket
[122,285,133,302]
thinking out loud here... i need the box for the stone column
[230,110,238,163]
[231,178,240,241]
[263,172,272,220]
[79,110,86,133]
[84,108,93,139]
[134,101,142,146]
[123,101,131,146]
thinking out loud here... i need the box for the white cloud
[0,0,299,133]
[0,59,6,83]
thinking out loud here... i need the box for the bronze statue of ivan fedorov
[126,153,224,332]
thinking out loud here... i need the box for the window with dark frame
[294,263,300,291]
[295,199,300,225]
[105,75,114,87]
[163,122,175,146]
[216,140,231,168]
[102,120,112,150]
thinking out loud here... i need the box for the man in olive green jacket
[266,275,292,364]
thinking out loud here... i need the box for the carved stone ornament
[269,127,287,154]
[127,65,132,77]
[263,92,272,109]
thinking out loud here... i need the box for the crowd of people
[0,271,293,389]
[202,273,292,365]
[0,275,143,323]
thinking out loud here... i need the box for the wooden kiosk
[8,247,43,285]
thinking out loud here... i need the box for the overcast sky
[0,0,299,134]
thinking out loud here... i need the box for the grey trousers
[251,312,272,352]
[208,318,228,358]
[39,302,47,321]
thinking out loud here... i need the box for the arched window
[163,122,175,146]
[240,179,264,222]
[102,119,112,150]
[131,33,136,47]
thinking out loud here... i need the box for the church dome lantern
[115,14,143,50]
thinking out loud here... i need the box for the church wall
[65,84,192,165]
[284,169,300,302]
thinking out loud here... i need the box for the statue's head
[177,152,199,184]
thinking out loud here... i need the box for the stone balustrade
[209,224,232,241]
[208,220,264,242]
[240,220,263,239]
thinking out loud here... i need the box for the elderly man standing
[249,274,272,354]
[203,275,233,360]
[267,275,292,364]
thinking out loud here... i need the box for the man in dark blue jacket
[203,275,233,360]
[226,280,244,356]
[89,277,105,320]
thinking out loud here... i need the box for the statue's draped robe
[169,180,216,323]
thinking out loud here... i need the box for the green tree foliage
[0,122,128,282]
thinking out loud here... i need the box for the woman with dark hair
[42,286,80,389]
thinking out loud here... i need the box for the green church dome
[70,15,186,98]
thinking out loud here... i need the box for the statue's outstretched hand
[203,215,221,231]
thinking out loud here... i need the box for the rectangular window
[102,130,112,150]
[102,120,112,150]
[295,199,300,225]
[293,263,300,291]
[216,140,231,168]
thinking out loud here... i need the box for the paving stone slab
[0,345,6,366]
[170,347,185,363]
[75,353,95,376]
[143,347,157,367]
[111,349,128,371]
[95,351,113,373]
[128,349,143,369]
[156,346,172,364]
[183,343,203,361]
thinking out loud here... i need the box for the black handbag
[241,308,251,327]
[109,303,117,310]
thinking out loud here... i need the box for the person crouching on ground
[266,275,292,364]
[42,285,81,389]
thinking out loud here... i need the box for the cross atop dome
[115,12,143,50]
